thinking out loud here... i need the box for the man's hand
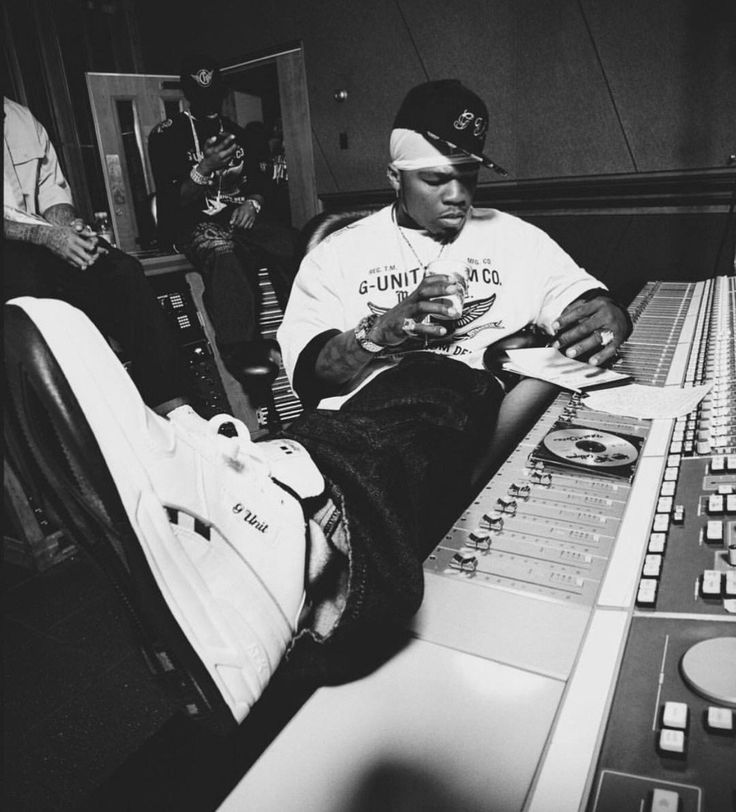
[230,200,258,230]
[552,296,631,366]
[369,273,465,348]
[41,224,104,270]
[70,217,95,237]
[200,133,237,174]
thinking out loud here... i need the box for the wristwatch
[354,314,384,354]
[247,198,262,214]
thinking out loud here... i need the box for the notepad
[504,347,631,393]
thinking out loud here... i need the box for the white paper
[582,383,711,419]
[504,347,630,392]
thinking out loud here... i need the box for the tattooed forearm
[4,217,49,246]
[42,204,78,227]
[314,330,376,388]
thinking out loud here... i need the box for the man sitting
[148,54,302,392]
[3,95,203,429]
[277,78,630,558]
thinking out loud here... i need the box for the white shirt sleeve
[277,243,348,384]
[531,226,605,332]
[34,117,74,215]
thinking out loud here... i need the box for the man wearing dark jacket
[149,53,302,385]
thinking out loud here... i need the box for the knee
[3,243,60,300]
[95,248,150,293]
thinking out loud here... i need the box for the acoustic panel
[583,0,736,172]
[526,211,735,306]
[133,0,736,194]
[396,0,516,178]
[511,0,635,178]
[285,0,429,193]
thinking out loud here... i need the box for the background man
[3,95,198,424]
[149,54,302,389]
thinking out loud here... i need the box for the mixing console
[418,277,735,810]
[255,266,303,430]
[218,277,735,812]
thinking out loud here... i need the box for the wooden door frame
[86,72,182,251]
[86,41,319,251]
[221,41,319,228]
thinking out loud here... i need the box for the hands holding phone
[200,132,237,174]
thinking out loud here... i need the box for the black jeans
[178,220,300,351]
[283,353,504,681]
[3,241,190,410]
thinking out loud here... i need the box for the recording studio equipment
[255,266,303,430]
[219,276,735,812]
[141,255,245,420]
[143,255,302,434]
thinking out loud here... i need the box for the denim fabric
[281,353,504,682]
[3,241,190,409]
[179,220,300,348]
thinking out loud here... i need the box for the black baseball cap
[179,54,226,103]
[393,80,508,176]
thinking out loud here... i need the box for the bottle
[93,211,116,247]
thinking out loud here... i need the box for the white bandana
[389,128,479,171]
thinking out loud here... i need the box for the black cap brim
[425,130,509,177]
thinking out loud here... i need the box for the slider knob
[531,470,552,487]
[508,483,531,501]
[496,498,518,516]
[481,513,504,533]
[449,552,478,573]
[467,531,491,551]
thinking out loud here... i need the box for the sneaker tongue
[259,439,324,499]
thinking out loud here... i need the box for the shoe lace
[206,414,269,475]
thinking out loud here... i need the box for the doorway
[86,43,318,254]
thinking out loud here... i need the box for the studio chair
[3,300,232,730]
[251,208,376,431]
[301,209,376,255]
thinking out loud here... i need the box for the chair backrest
[301,209,376,254]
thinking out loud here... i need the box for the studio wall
[133,0,736,195]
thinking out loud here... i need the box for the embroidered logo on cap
[454,109,487,139]
[191,68,215,88]
[454,110,475,130]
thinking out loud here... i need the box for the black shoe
[222,339,281,384]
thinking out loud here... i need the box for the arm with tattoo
[4,213,103,270]
[42,203,78,228]
[312,272,461,394]
[314,329,381,388]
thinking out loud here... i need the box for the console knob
[680,637,736,706]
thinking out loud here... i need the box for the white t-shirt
[278,205,603,409]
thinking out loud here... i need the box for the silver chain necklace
[392,205,447,273]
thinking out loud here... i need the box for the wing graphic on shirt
[455,294,496,330]
[367,294,496,329]
[367,302,391,316]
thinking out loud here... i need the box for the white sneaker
[4,297,310,730]
[168,405,325,501]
